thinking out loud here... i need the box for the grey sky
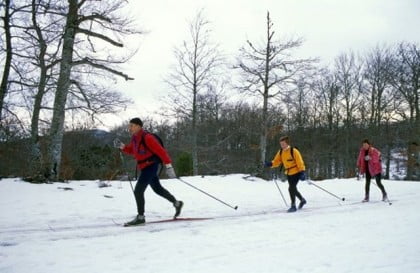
[105,0,420,128]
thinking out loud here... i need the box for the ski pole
[274,179,288,207]
[114,138,136,193]
[271,172,288,207]
[307,179,345,201]
[128,169,135,193]
[177,177,238,210]
[122,151,135,193]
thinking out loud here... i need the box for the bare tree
[390,42,420,180]
[164,9,224,175]
[25,0,62,175]
[311,68,341,178]
[47,0,140,180]
[234,11,315,168]
[362,45,396,127]
[0,0,13,121]
[362,45,397,178]
[391,42,420,125]
[334,51,364,176]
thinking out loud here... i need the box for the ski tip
[234,206,238,210]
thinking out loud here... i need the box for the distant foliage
[175,152,193,177]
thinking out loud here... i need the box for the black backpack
[141,130,164,149]
[138,130,164,164]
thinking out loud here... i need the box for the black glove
[264,161,272,168]
[298,171,306,181]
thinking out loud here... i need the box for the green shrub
[175,152,193,176]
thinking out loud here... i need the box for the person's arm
[370,148,380,164]
[144,135,177,178]
[121,140,134,155]
[271,150,283,168]
[294,149,305,172]
[144,134,172,164]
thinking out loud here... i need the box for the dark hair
[362,138,371,145]
[279,136,290,144]
[129,117,143,127]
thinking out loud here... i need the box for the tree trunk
[260,16,270,167]
[47,0,78,180]
[192,83,199,176]
[29,0,49,176]
[260,90,268,166]
[0,0,12,121]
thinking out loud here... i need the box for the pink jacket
[357,146,382,176]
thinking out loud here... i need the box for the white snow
[1,174,419,273]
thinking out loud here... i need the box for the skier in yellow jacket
[265,136,307,212]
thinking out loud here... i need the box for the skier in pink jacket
[357,139,388,202]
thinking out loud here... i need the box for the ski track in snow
[0,200,394,241]
[1,175,419,273]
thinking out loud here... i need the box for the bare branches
[72,57,133,80]
[234,11,316,166]
[164,9,225,118]
[163,9,226,175]
[76,28,123,47]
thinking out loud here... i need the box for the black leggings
[365,171,386,196]
[287,173,304,205]
[134,163,177,215]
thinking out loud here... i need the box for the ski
[149,217,213,223]
[348,199,394,206]
[121,217,213,227]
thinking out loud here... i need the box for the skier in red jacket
[120,118,183,226]
[357,139,388,202]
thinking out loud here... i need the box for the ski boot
[362,195,369,202]
[298,199,307,209]
[124,215,145,226]
[174,200,184,218]
[287,205,297,213]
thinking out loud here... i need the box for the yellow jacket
[271,146,305,175]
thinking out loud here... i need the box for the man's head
[128,118,143,135]
[279,136,290,150]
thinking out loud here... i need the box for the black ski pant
[134,162,177,215]
[287,173,304,206]
[365,170,386,197]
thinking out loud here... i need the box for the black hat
[129,118,143,127]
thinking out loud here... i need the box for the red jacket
[357,146,382,176]
[122,129,171,170]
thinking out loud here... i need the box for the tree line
[1,0,139,181]
[0,5,419,181]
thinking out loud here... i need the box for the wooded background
[0,2,419,181]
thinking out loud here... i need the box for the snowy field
[1,174,419,273]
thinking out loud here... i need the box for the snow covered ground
[1,174,419,273]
